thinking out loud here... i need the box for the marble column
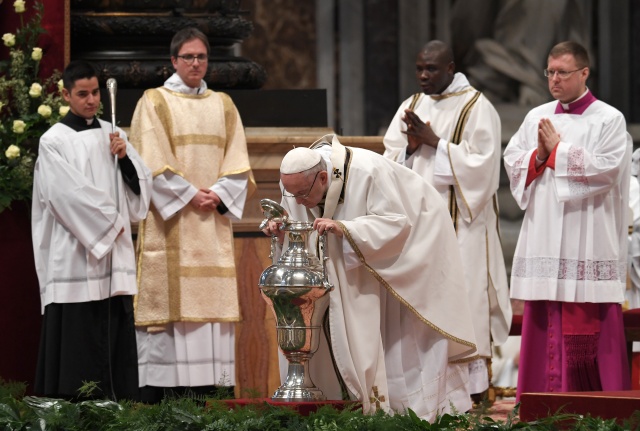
[598,0,630,118]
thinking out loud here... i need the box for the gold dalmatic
[131,87,255,328]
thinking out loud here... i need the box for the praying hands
[401,109,440,154]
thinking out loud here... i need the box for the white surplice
[131,74,250,388]
[504,98,632,303]
[279,136,477,421]
[627,149,640,351]
[32,120,152,311]
[383,73,512,392]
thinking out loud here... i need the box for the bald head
[420,40,454,64]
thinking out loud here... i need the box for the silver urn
[258,199,333,401]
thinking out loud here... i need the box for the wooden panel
[234,236,281,398]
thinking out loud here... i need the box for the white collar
[164,73,208,95]
[441,72,471,95]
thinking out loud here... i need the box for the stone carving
[450,0,590,106]
[70,0,266,90]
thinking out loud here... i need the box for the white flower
[2,33,15,47]
[5,145,21,160]
[32,47,43,61]
[12,120,26,134]
[37,104,52,118]
[59,105,70,117]
[13,0,25,13]
[57,79,64,92]
[29,83,42,98]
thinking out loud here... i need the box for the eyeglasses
[177,54,208,65]
[543,67,586,79]
[282,172,320,199]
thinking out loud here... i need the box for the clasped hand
[189,189,220,212]
[401,109,439,154]
[537,118,560,159]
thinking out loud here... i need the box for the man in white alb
[383,40,512,399]
[32,60,152,400]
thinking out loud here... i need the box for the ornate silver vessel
[258,199,333,401]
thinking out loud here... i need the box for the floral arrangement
[0,0,67,213]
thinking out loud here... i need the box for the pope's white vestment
[279,136,477,421]
[383,73,512,393]
[32,120,152,309]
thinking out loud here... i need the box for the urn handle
[260,199,290,265]
[319,233,334,290]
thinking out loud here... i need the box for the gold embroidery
[429,88,474,100]
[148,89,176,155]
[447,91,482,230]
[159,86,214,99]
[408,93,422,110]
[152,164,185,178]
[180,266,237,278]
[369,386,386,411]
[333,167,343,180]
[135,315,242,327]
[450,353,482,364]
[172,134,225,147]
[218,92,237,154]
[492,194,503,245]
[165,212,182,322]
[338,221,476,351]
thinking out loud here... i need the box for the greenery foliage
[0,0,66,213]
[1,378,639,431]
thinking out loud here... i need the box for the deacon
[32,60,152,400]
[504,41,632,398]
[263,134,477,421]
[383,40,512,398]
[129,27,255,401]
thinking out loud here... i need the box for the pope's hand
[314,218,343,238]
[262,220,285,244]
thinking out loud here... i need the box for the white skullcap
[280,147,321,174]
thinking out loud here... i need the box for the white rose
[14,0,25,13]
[2,33,15,47]
[57,79,64,92]
[29,83,42,98]
[37,104,52,118]
[32,47,43,61]
[59,105,70,117]
[5,145,21,160]
[12,120,26,134]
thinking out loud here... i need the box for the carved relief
[70,0,266,90]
